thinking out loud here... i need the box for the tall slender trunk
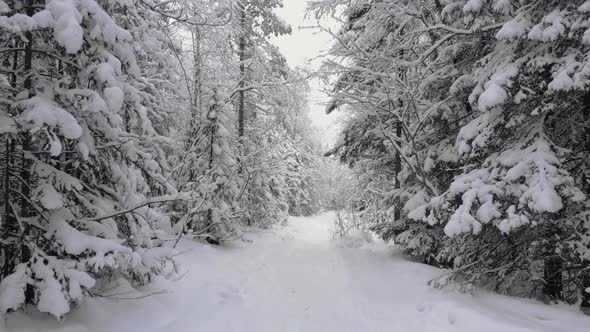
[543,255,563,301]
[192,27,203,119]
[0,0,38,299]
[186,27,203,185]
[394,120,402,221]
[20,0,35,302]
[581,92,590,312]
[207,90,218,227]
[2,139,10,222]
[581,269,590,312]
[238,0,246,138]
[394,51,404,222]
[1,138,14,279]
[238,0,250,226]
[543,224,563,301]
[0,35,20,280]
[21,24,33,218]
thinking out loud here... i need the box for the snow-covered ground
[2,212,589,332]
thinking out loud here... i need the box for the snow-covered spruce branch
[410,98,452,140]
[317,23,382,79]
[8,187,52,227]
[225,75,317,100]
[412,22,506,36]
[85,193,193,222]
[173,193,209,248]
[375,115,439,196]
[400,32,457,67]
[324,79,429,180]
[324,58,403,83]
[324,84,439,195]
[326,69,440,196]
[0,48,81,70]
[8,201,37,233]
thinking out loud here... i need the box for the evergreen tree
[0,0,184,317]
[315,0,590,308]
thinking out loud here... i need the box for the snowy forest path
[4,213,590,332]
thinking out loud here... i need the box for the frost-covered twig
[138,0,233,27]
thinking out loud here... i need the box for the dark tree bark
[581,269,590,312]
[581,92,590,311]
[20,0,35,303]
[238,0,246,138]
[206,89,218,228]
[394,121,401,221]
[543,255,563,301]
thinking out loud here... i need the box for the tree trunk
[206,90,218,228]
[394,120,401,221]
[21,24,33,217]
[0,35,20,280]
[1,138,15,279]
[21,0,35,303]
[237,0,250,226]
[543,254,563,301]
[581,269,590,313]
[581,92,590,312]
[238,0,246,138]
[192,27,203,119]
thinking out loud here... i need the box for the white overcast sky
[269,0,342,143]
[271,1,331,68]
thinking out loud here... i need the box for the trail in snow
[3,212,589,332]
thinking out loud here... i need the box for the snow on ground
[2,212,589,332]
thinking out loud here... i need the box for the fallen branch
[98,289,172,301]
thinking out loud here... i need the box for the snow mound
[0,264,27,314]
[334,229,374,248]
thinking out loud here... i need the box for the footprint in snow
[447,313,456,325]
[282,233,295,241]
[217,284,247,304]
[416,303,431,312]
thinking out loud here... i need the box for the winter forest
[0,0,589,330]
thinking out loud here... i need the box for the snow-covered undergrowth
[333,228,374,249]
[2,212,588,332]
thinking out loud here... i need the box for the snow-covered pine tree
[169,2,243,242]
[281,139,322,217]
[0,0,184,317]
[315,0,590,307]
[236,0,291,139]
[314,0,451,258]
[167,0,316,238]
[420,0,590,304]
[235,50,323,226]
[180,85,241,241]
[259,72,324,219]
[238,50,293,227]
[232,1,295,226]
